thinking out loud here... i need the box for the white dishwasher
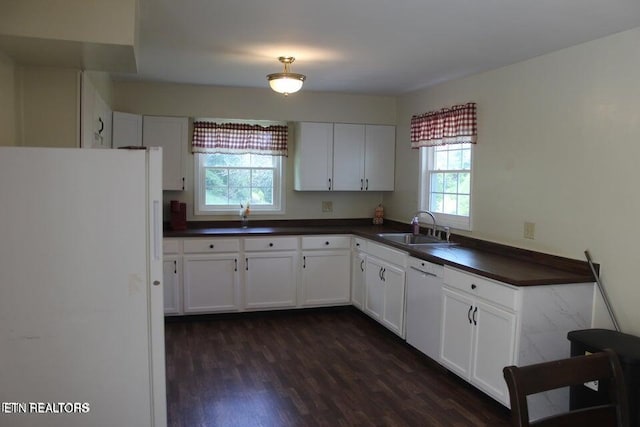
[406,257,444,361]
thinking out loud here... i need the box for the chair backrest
[503,348,629,427]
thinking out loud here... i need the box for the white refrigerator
[0,147,166,427]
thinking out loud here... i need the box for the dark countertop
[164,219,595,287]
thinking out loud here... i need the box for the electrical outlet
[524,222,536,239]
[322,201,333,213]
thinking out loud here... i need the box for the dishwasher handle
[409,265,439,277]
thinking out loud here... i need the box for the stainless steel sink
[376,232,454,246]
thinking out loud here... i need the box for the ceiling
[127,0,640,95]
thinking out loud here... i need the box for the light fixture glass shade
[267,57,306,95]
[267,74,305,94]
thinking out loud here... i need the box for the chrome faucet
[412,210,437,236]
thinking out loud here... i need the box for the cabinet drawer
[183,238,240,253]
[244,236,298,251]
[353,237,367,251]
[366,241,407,268]
[444,267,519,311]
[163,239,182,254]
[301,235,351,250]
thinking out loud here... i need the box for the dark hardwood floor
[165,308,511,427]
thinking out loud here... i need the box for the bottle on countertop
[411,216,420,235]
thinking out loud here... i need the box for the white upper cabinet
[294,122,395,191]
[112,112,143,148]
[143,116,188,191]
[333,123,365,190]
[364,125,395,191]
[334,124,395,191]
[80,73,112,149]
[294,122,334,191]
[113,113,187,190]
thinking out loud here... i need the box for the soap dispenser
[411,216,420,235]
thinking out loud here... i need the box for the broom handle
[585,250,621,332]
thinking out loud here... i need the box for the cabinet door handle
[360,259,365,272]
[245,258,249,271]
[472,306,478,325]
[182,177,185,191]
[379,267,383,281]
[173,260,177,274]
[303,256,306,268]
[365,178,369,191]
[381,268,386,281]
[269,242,274,247]
[360,179,364,191]
[325,241,330,246]
[234,258,238,272]
[471,283,477,290]
[328,178,332,190]
[468,305,473,324]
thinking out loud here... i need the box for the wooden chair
[503,348,629,427]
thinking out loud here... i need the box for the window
[412,102,476,230]
[420,144,473,230]
[195,153,284,214]
[192,119,287,215]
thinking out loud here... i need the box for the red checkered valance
[410,102,477,148]
[192,122,288,156]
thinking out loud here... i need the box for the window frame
[194,153,286,216]
[419,144,473,231]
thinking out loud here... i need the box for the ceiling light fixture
[267,56,306,96]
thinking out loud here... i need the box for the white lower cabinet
[182,238,241,313]
[440,287,474,377]
[472,299,517,400]
[351,238,367,310]
[440,285,516,405]
[363,242,407,337]
[364,257,385,321]
[183,254,240,313]
[300,235,351,306]
[381,262,405,335]
[440,267,519,406]
[163,256,182,315]
[244,237,299,310]
[439,266,595,420]
[163,239,183,315]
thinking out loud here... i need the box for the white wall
[0,52,16,146]
[0,0,137,46]
[112,81,397,221]
[387,27,640,334]
[15,65,80,147]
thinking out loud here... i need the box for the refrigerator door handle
[153,200,161,261]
